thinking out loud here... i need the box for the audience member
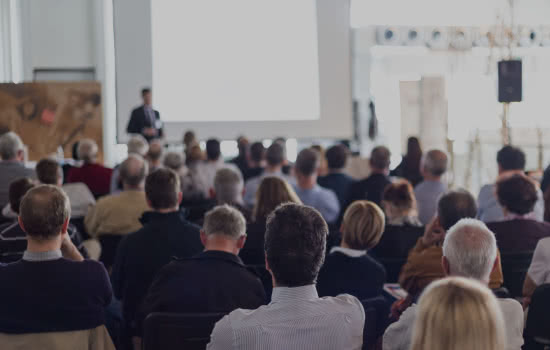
[390,136,423,187]
[478,145,544,222]
[399,190,503,297]
[348,146,391,207]
[239,176,302,265]
[36,158,95,218]
[0,178,87,263]
[67,139,113,197]
[293,148,340,224]
[0,132,35,208]
[414,149,448,225]
[208,203,365,349]
[243,141,265,180]
[311,144,328,177]
[145,139,163,172]
[85,155,149,238]
[197,139,240,197]
[231,136,250,178]
[486,174,550,252]
[182,130,198,164]
[211,168,250,220]
[112,168,202,339]
[523,236,550,303]
[318,144,356,213]
[244,142,291,207]
[138,205,265,334]
[384,219,524,350]
[317,201,386,299]
[371,181,423,282]
[110,134,149,193]
[409,277,506,350]
[0,185,112,333]
[164,151,207,201]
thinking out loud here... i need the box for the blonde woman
[239,177,301,265]
[316,200,386,299]
[411,277,506,350]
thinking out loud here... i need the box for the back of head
[370,146,391,171]
[77,138,99,163]
[411,277,505,350]
[163,152,184,171]
[325,144,349,170]
[214,168,243,204]
[443,218,498,282]
[422,150,448,177]
[203,204,246,240]
[382,180,417,213]
[265,142,286,167]
[438,190,477,231]
[0,131,24,161]
[145,168,180,210]
[342,201,385,250]
[497,145,525,171]
[295,148,320,177]
[147,140,164,163]
[407,137,422,159]
[237,136,249,157]
[253,177,302,221]
[249,142,266,163]
[206,139,221,161]
[20,185,71,241]
[496,174,538,215]
[119,154,148,188]
[127,134,149,156]
[265,203,328,287]
[9,177,35,214]
[183,130,197,147]
[36,158,61,185]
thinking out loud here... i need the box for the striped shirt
[207,285,365,350]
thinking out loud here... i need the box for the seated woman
[370,180,424,282]
[316,200,386,300]
[239,176,301,265]
[411,277,505,350]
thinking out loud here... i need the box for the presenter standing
[127,88,163,142]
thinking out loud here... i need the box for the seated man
[145,139,164,172]
[67,138,113,198]
[293,148,340,225]
[243,141,265,181]
[35,158,95,218]
[348,146,392,207]
[414,149,448,225]
[318,144,356,212]
[112,168,203,339]
[0,132,35,209]
[0,178,87,263]
[210,168,250,221]
[110,134,149,194]
[138,205,266,332]
[384,219,524,350]
[207,203,365,350]
[399,190,503,297]
[85,154,150,238]
[0,185,112,333]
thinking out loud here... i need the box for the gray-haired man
[0,132,35,208]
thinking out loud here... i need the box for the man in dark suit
[136,204,266,335]
[318,144,356,212]
[348,146,392,207]
[126,88,163,141]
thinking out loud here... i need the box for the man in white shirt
[207,203,365,350]
[197,139,240,198]
[383,218,524,350]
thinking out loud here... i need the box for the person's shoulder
[478,183,495,196]
[497,298,524,319]
[320,294,365,322]
[131,106,143,113]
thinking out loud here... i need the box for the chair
[376,257,407,284]
[500,251,534,297]
[361,296,390,350]
[99,235,124,271]
[524,284,550,350]
[142,312,226,350]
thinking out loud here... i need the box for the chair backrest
[143,312,226,350]
[361,296,390,350]
[525,284,550,344]
[500,251,534,298]
[99,235,124,271]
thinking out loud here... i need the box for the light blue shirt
[293,184,340,224]
[414,180,447,225]
[207,285,365,350]
[477,183,544,223]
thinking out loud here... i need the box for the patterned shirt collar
[22,250,62,262]
[271,284,319,303]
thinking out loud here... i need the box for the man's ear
[146,199,154,209]
[16,149,24,162]
[491,256,499,274]
[237,234,246,249]
[265,255,270,272]
[61,218,70,235]
[199,230,207,248]
[209,188,216,199]
[441,256,450,276]
[177,192,183,205]
[18,217,26,232]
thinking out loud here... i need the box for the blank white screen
[151,0,320,122]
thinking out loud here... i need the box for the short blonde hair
[411,277,506,350]
[341,201,385,250]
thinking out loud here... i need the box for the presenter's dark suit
[126,105,163,141]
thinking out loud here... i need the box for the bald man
[146,140,164,172]
[414,150,449,225]
[85,155,150,238]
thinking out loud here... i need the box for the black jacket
[111,211,202,334]
[347,173,391,207]
[137,250,266,334]
[126,105,163,141]
[318,172,356,214]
